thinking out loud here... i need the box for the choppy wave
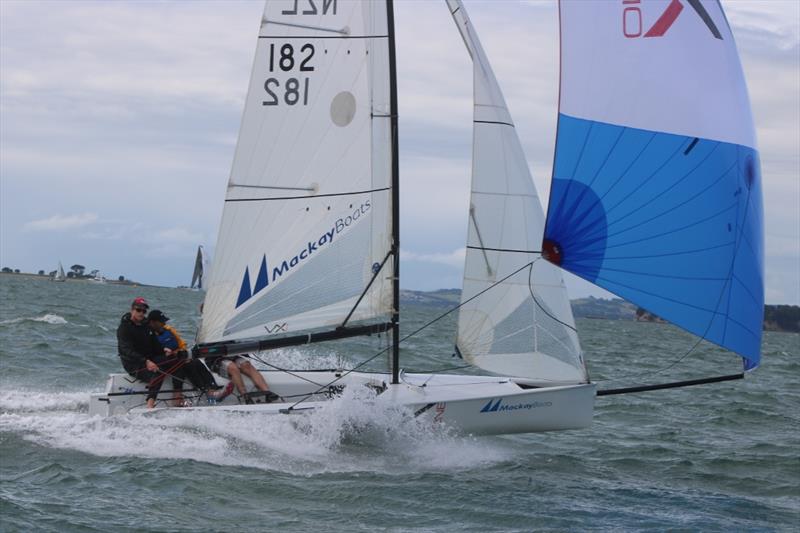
[0,313,68,325]
[0,389,90,412]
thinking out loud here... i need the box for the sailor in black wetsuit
[117,297,185,408]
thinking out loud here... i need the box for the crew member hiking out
[206,354,279,404]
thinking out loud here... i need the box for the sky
[1,0,798,304]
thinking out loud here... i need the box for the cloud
[151,227,204,245]
[23,213,98,232]
[402,248,466,268]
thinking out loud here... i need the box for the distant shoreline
[398,289,800,334]
[0,271,155,287]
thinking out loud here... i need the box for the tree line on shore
[1,264,126,282]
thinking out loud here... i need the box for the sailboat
[52,262,66,282]
[190,245,205,290]
[90,0,762,436]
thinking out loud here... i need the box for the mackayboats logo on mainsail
[480,398,552,413]
[235,200,371,308]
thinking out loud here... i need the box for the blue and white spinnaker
[544,0,763,369]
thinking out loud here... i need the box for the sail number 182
[263,43,314,106]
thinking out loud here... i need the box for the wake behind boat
[91,0,763,436]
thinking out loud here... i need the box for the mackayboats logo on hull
[235,200,371,308]
[480,398,552,413]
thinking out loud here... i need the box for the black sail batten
[387,0,401,385]
[193,322,392,358]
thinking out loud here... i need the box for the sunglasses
[133,307,148,313]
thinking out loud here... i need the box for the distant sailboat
[90,0,762,434]
[190,245,205,290]
[52,262,66,282]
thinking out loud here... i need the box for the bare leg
[239,361,269,392]
[172,377,184,406]
[225,362,248,395]
[146,398,156,409]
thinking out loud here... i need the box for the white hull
[89,370,595,435]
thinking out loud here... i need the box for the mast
[387,0,401,384]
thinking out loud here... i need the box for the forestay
[198,0,394,345]
[544,0,763,369]
[447,0,586,385]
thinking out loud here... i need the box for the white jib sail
[198,0,394,344]
[447,0,587,384]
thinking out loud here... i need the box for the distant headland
[399,289,800,333]
[0,264,141,286]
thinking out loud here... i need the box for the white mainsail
[448,0,587,384]
[198,0,394,344]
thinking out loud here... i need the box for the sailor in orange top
[147,310,233,405]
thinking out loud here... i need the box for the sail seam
[258,35,389,40]
[467,246,541,254]
[226,186,390,202]
[474,120,514,127]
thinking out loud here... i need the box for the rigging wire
[245,353,330,387]
[283,261,539,410]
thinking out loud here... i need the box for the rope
[526,257,578,333]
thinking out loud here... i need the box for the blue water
[1,275,797,531]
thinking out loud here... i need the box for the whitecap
[0,313,68,325]
[0,389,89,412]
